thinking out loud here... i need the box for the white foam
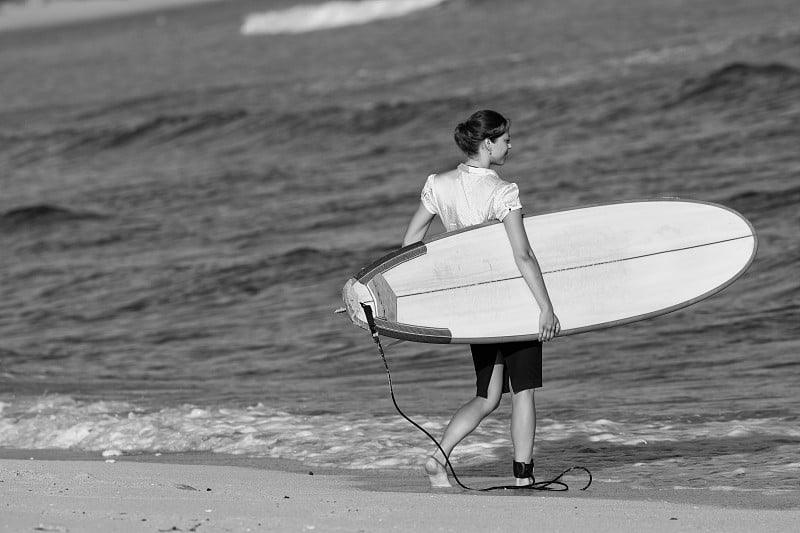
[240,0,446,35]
[708,485,764,492]
[1,395,798,482]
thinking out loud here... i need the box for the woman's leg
[502,340,541,485]
[425,355,504,487]
[510,385,536,486]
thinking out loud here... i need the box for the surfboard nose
[342,278,371,331]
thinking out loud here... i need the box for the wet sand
[1,450,798,533]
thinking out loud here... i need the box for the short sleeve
[420,174,438,215]
[493,182,522,221]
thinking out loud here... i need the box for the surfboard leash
[359,303,592,492]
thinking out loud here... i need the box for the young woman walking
[402,110,561,487]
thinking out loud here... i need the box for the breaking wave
[241,0,447,35]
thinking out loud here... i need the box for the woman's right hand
[538,308,561,342]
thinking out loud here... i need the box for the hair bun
[453,110,509,156]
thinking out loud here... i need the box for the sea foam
[240,0,446,35]
[1,394,797,468]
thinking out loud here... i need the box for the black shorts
[470,340,542,398]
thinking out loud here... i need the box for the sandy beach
[2,452,798,533]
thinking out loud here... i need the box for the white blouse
[421,163,522,232]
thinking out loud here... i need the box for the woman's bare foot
[424,456,452,488]
[515,476,533,487]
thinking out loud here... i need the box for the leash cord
[360,303,592,492]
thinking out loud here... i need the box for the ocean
[1,0,799,493]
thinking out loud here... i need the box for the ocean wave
[618,40,732,67]
[241,0,447,36]
[724,184,800,213]
[96,246,380,313]
[197,248,361,295]
[1,394,798,484]
[0,204,107,230]
[72,110,249,152]
[257,100,426,142]
[671,62,800,107]
[4,100,430,163]
[264,245,391,284]
[1,108,250,165]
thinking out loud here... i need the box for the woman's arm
[501,209,561,342]
[402,203,436,247]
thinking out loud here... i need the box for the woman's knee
[474,394,501,416]
[510,387,534,406]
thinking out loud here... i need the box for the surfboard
[341,199,757,344]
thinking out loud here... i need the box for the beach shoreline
[2,449,798,533]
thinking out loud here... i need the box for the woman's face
[488,131,511,165]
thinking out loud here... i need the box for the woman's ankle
[424,455,451,488]
[512,460,534,482]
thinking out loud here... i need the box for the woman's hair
[454,110,510,156]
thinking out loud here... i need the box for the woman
[402,110,561,488]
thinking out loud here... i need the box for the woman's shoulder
[487,173,521,203]
[487,172,518,190]
[433,167,460,180]
[423,168,458,189]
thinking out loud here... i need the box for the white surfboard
[342,199,757,343]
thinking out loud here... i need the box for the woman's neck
[464,156,490,169]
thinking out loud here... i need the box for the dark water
[1,0,799,491]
